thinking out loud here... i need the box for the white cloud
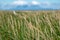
[12,0,40,5]
[12,0,28,5]
[12,0,51,6]
[41,1,51,6]
[31,1,40,5]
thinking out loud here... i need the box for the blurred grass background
[0,11,60,40]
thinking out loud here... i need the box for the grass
[0,10,60,40]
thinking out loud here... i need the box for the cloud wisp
[12,0,51,6]
[31,1,40,5]
[12,0,28,5]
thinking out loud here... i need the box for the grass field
[0,10,60,40]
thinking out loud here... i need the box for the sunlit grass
[0,11,60,40]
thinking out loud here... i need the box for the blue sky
[0,0,60,10]
[1,0,60,3]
